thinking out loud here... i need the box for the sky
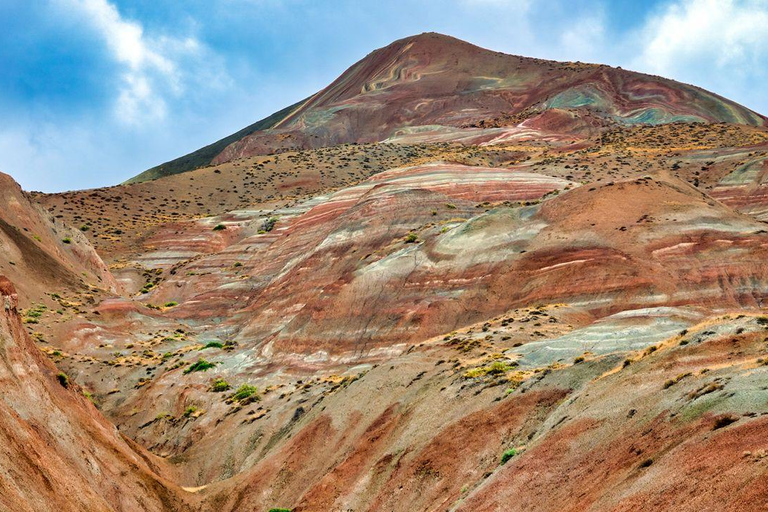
[1,0,767,192]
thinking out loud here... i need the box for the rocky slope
[0,276,189,511]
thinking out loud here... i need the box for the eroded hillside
[4,32,768,511]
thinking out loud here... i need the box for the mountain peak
[131,33,766,183]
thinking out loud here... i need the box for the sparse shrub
[500,448,517,465]
[573,355,585,364]
[183,406,198,418]
[210,379,231,392]
[712,414,739,430]
[260,217,278,232]
[201,341,224,350]
[212,224,226,231]
[56,372,69,388]
[183,359,216,374]
[231,384,260,404]
[404,233,418,243]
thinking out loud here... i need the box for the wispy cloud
[635,0,768,76]
[52,0,216,125]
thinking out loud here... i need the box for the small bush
[212,224,226,231]
[404,233,418,243]
[231,384,260,403]
[712,415,739,430]
[268,508,292,512]
[61,237,72,244]
[573,355,585,364]
[210,379,231,392]
[261,217,278,232]
[500,448,517,465]
[183,406,198,418]
[79,225,90,232]
[57,372,69,388]
[201,341,224,350]
[183,359,216,374]
[164,301,178,308]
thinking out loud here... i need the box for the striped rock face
[130,166,768,364]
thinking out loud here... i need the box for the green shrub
[164,301,178,308]
[268,508,292,512]
[500,448,517,465]
[183,406,198,418]
[404,233,418,243]
[210,379,231,392]
[183,359,216,374]
[212,224,226,231]
[261,217,278,232]
[201,341,224,350]
[61,237,72,244]
[57,372,69,388]
[231,384,260,403]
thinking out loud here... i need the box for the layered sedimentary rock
[142,167,768,362]
[7,33,768,512]
[209,33,765,162]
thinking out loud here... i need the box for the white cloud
[52,0,214,125]
[635,0,768,76]
[558,11,607,63]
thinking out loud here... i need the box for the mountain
[128,32,765,183]
[8,33,768,511]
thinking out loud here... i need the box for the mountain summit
[130,32,765,183]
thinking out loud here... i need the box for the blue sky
[1,0,767,192]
